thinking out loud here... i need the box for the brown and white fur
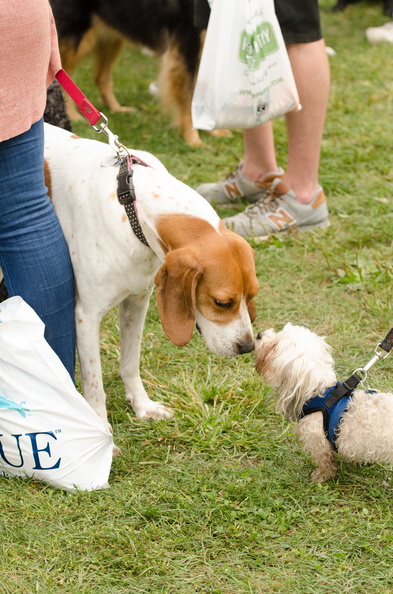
[255,323,393,481]
[44,123,259,435]
[49,0,228,146]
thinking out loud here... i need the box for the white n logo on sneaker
[266,208,294,230]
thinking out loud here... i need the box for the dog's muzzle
[237,340,255,354]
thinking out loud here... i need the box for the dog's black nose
[237,340,255,354]
[256,331,264,340]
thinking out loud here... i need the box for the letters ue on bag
[0,429,61,472]
[0,296,113,492]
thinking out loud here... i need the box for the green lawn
[1,1,393,592]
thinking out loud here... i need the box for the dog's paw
[141,403,174,421]
[129,398,174,421]
[113,444,122,457]
[209,129,232,138]
[184,129,203,147]
[311,467,336,482]
[114,105,137,114]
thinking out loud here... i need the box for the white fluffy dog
[255,323,393,481]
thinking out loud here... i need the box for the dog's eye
[214,299,232,309]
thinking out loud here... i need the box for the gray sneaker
[196,163,285,205]
[223,180,329,239]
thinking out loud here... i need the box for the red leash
[55,69,102,127]
[55,68,129,158]
[55,69,150,247]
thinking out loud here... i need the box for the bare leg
[284,40,330,203]
[242,123,278,180]
[241,39,330,203]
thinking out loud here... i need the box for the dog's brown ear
[247,298,256,323]
[220,223,260,323]
[154,249,203,346]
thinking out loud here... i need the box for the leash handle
[55,69,103,126]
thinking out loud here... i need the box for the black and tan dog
[50,0,213,146]
[333,0,393,17]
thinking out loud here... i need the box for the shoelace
[244,180,289,218]
[225,168,241,184]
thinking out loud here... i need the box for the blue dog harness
[300,383,352,449]
[299,372,377,450]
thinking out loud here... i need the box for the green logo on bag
[239,21,278,70]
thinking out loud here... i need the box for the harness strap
[301,405,330,438]
[117,157,150,247]
[324,372,363,407]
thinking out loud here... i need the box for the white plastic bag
[192,0,301,130]
[0,297,113,492]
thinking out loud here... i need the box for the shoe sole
[204,195,265,206]
[251,219,330,242]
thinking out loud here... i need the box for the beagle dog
[44,123,259,427]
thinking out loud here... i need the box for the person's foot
[196,163,285,205]
[366,22,393,43]
[223,181,329,239]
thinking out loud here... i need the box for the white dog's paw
[105,423,122,456]
[140,403,174,421]
[129,398,174,421]
[311,467,336,482]
[113,444,122,457]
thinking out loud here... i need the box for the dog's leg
[75,302,110,425]
[297,414,338,482]
[158,44,203,147]
[92,24,135,113]
[119,294,174,420]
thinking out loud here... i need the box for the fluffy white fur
[255,323,393,481]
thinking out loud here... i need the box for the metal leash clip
[353,327,393,384]
[91,113,131,161]
[55,69,131,162]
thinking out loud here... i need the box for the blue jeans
[0,119,76,379]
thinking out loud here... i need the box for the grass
[1,1,393,591]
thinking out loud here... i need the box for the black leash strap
[324,373,363,408]
[380,328,393,353]
[117,157,150,247]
